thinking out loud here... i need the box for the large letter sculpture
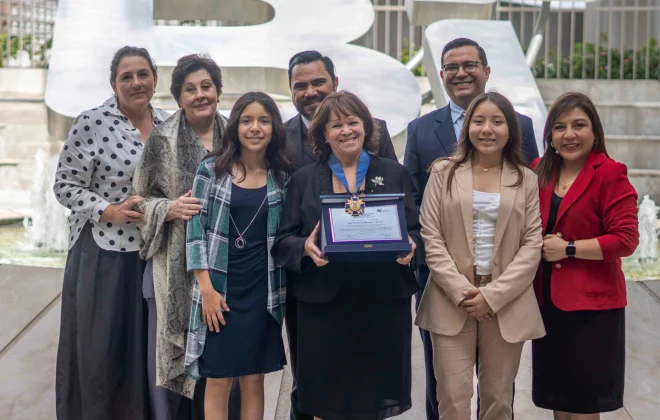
[45,0,421,151]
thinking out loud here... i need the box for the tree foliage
[400,39,423,76]
[0,34,52,68]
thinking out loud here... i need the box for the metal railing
[370,0,425,75]
[373,0,660,80]
[0,0,56,68]
[497,0,660,80]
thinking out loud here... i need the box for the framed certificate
[319,193,412,263]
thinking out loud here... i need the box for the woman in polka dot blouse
[53,46,169,420]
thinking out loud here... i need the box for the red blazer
[531,151,639,311]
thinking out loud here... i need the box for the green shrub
[534,34,659,80]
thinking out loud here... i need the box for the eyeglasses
[442,61,483,75]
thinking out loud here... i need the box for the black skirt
[55,222,149,420]
[297,288,412,420]
[532,193,625,414]
[531,287,625,413]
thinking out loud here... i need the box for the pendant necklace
[229,192,268,249]
[560,179,575,190]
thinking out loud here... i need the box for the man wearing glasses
[403,37,538,420]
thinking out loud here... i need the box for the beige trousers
[430,316,524,420]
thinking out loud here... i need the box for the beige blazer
[415,159,546,343]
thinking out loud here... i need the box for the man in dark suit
[403,38,539,420]
[284,50,399,420]
[285,50,399,172]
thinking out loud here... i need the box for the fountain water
[638,195,659,263]
[24,148,70,252]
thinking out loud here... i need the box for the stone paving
[0,264,658,420]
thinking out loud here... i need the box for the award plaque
[319,193,412,263]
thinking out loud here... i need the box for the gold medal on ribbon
[345,195,365,217]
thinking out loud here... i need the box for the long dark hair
[534,91,609,188]
[307,91,380,161]
[437,91,527,195]
[209,92,291,185]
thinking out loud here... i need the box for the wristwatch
[565,241,576,258]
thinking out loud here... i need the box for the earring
[508,137,512,143]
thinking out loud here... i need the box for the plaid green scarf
[184,158,287,379]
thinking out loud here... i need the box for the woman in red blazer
[530,92,639,420]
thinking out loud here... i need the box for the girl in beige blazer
[415,92,545,420]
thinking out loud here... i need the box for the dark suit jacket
[403,104,539,206]
[285,114,399,172]
[272,156,421,303]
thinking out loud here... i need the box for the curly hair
[170,53,223,107]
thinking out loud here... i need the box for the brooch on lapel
[371,176,384,187]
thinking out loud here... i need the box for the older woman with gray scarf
[132,54,227,419]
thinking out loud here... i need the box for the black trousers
[285,285,314,420]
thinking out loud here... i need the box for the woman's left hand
[460,289,494,321]
[542,234,568,262]
[396,235,416,266]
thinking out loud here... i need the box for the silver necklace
[229,192,268,249]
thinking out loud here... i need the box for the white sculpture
[45,0,421,139]
[638,195,658,263]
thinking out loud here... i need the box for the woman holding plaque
[415,92,545,420]
[273,91,421,419]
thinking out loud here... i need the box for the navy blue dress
[199,183,286,378]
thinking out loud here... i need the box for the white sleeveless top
[472,191,500,275]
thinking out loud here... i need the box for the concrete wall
[536,79,660,103]
[0,68,47,101]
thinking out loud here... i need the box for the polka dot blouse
[54,96,169,252]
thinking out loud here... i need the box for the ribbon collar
[328,149,371,197]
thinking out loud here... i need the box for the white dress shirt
[472,190,500,275]
[301,114,311,128]
[54,96,169,251]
